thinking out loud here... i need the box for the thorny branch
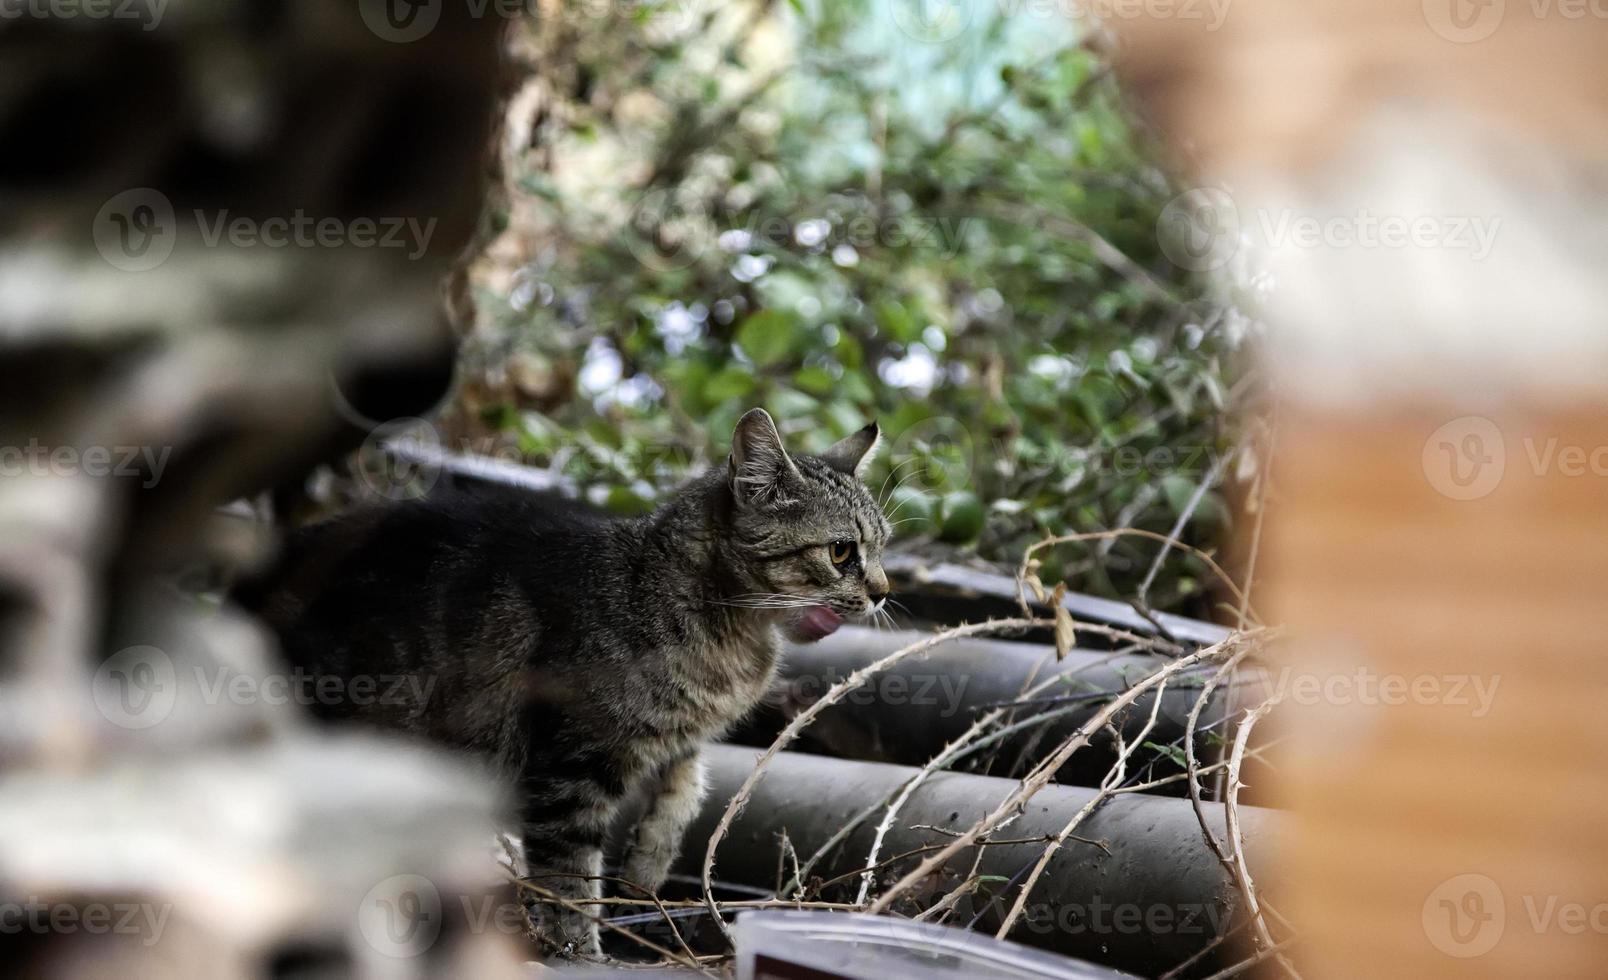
[700,617,1050,941]
[653,531,1291,976]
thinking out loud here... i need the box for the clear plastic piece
[735,910,1139,980]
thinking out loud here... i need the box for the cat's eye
[829,540,856,565]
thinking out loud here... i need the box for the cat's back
[236,486,626,676]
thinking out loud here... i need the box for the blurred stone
[0,3,525,975]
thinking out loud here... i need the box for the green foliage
[467,1,1250,616]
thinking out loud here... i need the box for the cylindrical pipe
[672,745,1277,977]
[728,627,1272,798]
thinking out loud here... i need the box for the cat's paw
[620,847,674,897]
[526,898,601,961]
[535,923,602,962]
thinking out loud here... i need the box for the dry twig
[701,617,1049,942]
[863,638,1233,916]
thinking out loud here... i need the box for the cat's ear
[821,421,881,478]
[730,408,800,504]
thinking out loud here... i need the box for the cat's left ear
[821,422,881,478]
[731,408,802,504]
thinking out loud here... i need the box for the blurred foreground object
[0,3,523,977]
[733,910,1132,979]
[1119,3,1608,977]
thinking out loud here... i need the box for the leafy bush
[458,1,1253,617]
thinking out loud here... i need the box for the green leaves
[873,299,921,344]
[735,309,799,368]
[792,365,837,395]
[705,366,757,402]
[472,0,1241,615]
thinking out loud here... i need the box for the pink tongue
[798,606,843,642]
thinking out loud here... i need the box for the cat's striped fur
[236,409,890,956]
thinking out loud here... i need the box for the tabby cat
[236,408,891,956]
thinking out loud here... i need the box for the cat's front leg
[521,795,614,958]
[621,750,708,895]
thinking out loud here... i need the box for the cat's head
[724,408,892,643]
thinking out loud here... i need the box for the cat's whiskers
[875,455,924,509]
[717,595,816,605]
[708,592,821,611]
[879,468,926,515]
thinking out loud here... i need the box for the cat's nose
[866,565,889,601]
